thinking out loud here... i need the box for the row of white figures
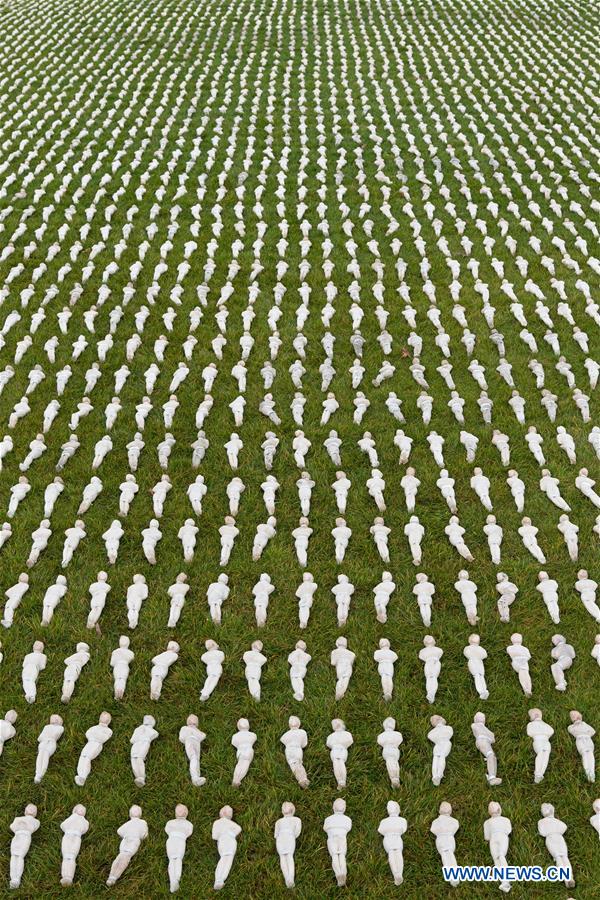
[4,567,600,632]
[3,707,594,791]
[6,631,598,708]
[9,797,592,891]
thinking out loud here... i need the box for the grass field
[0,0,599,895]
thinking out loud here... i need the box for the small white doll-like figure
[165,804,193,893]
[127,574,148,629]
[367,469,386,512]
[75,711,112,786]
[243,640,267,701]
[261,475,279,515]
[590,799,600,840]
[296,572,317,628]
[379,801,407,886]
[60,805,89,886]
[519,517,546,564]
[275,802,302,889]
[219,516,239,566]
[87,571,110,628]
[575,570,600,622]
[445,516,473,561]
[41,575,67,626]
[187,475,207,516]
[373,571,395,623]
[506,634,532,696]
[103,519,124,565]
[252,516,277,561]
[212,805,241,891]
[27,519,52,568]
[332,517,351,563]
[200,639,225,701]
[3,573,29,627]
[404,515,424,565]
[464,634,489,700]
[483,802,512,893]
[575,467,600,508]
[472,712,502,786]
[22,640,47,704]
[419,635,443,704]
[374,638,397,701]
[130,715,159,787]
[288,640,311,701]
[227,477,245,516]
[332,574,354,626]
[119,474,138,516]
[496,573,518,623]
[537,804,574,887]
[61,519,86,568]
[111,636,134,699]
[592,635,600,669]
[61,642,90,703]
[483,515,503,564]
[177,518,198,563]
[371,516,391,563]
[527,708,554,783]
[537,572,560,623]
[331,636,355,700]
[377,717,403,788]
[281,716,310,788]
[297,471,314,516]
[540,470,570,511]
[470,467,493,511]
[9,803,40,889]
[557,515,578,561]
[455,570,479,626]
[430,802,460,886]
[179,714,206,787]
[506,469,525,512]
[34,714,64,783]
[167,574,189,628]
[253,573,274,627]
[231,718,257,786]
[332,471,351,514]
[568,710,596,782]
[0,708,17,756]
[150,641,180,700]
[292,517,312,567]
[324,798,352,887]
[106,805,148,886]
[207,574,229,625]
[327,719,354,788]
[550,634,575,691]
[394,429,413,464]
[436,468,457,514]
[428,715,453,786]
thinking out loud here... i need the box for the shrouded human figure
[537,804,574,888]
[527,709,554,783]
[75,712,112,786]
[288,640,311,701]
[430,802,460,886]
[377,717,403,788]
[8,803,40,889]
[231,718,257,786]
[111,636,134,699]
[165,805,193,893]
[200,640,224,701]
[483,802,512,893]
[471,712,502,786]
[323,799,352,887]
[22,641,47,704]
[568,710,596,782]
[280,716,310,788]
[326,719,353,789]
[274,802,302,889]
[130,715,159,787]
[428,715,453,786]
[178,715,206,787]
[378,801,408,885]
[419,635,443,704]
[212,806,241,890]
[331,637,355,700]
[60,805,89,886]
[506,634,532,696]
[106,805,148,886]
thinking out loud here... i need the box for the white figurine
[167,575,189,628]
[231,718,257,786]
[9,803,40,889]
[323,798,352,887]
[404,515,424,564]
[0,709,17,757]
[274,802,302,889]
[280,716,310,788]
[22,641,47,704]
[34,714,64,783]
[506,634,532,696]
[295,573,317,628]
[111,636,134,699]
[327,719,353,788]
[537,572,560,623]
[87,571,111,628]
[527,709,554,783]
[150,641,179,700]
[207,575,229,625]
[428,715,453,786]
[378,801,407,886]
[592,635,600,669]
[374,638,397,700]
[253,573,274,627]
[455,571,478,625]
[472,712,502,786]
[377,717,403,788]
[165,805,193,893]
[537,804,574,887]
[332,574,354,626]
[75,712,112,786]
[464,634,489,699]
[331,637,355,700]
[590,799,600,840]
[496,573,518,623]
[243,640,267,700]
[575,570,600,622]
[550,634,575,691]
[60,805,89,886]
[2,573,29,628]
[373,571,396,623]
[179,715,206,787]
[288,640,311,701]
[212,806,241,890]
[483,802,512,893]
[568,710,596,782]
[430,802,460,887]
[106,805,148,886]
[130,715,159,787]
[61,642,90,703]
[126,574,148,629]
[200,640,225,701]
[419,636,443,704]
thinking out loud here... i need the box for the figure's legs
[107,851,132,885]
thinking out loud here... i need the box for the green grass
[0,0,599,896]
